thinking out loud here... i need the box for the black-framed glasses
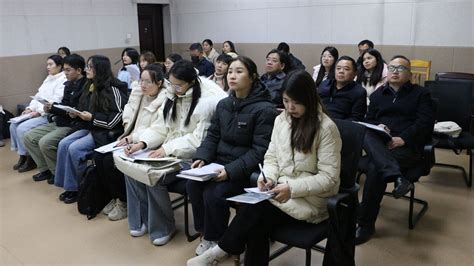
[388,65,409,73]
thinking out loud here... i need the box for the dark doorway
[137,4,165,61]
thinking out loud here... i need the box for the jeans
[54,130,94,191]
[10,116,48,155]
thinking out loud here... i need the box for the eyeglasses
[169,82,185,91]
[388,65,410,73]
[139,79,154,86]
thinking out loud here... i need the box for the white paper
[354,121,392,139]
[94,140,122,153]
[227,192,273,204]
[244,187,275,196]
[53,104,81,114]
[8,113,34,124]
[30,95,51,105]
[125,65,141,82]
[176,173,215,182]
[180,163,224,177]
[115,149,178,162]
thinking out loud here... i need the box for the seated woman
[186,56,277,256]
[95,63,167,221]
[139,51,157,71]
[222,40,238,59]
[57,47,71,58]
[11,54,66,172]
[202,39,220,66]
[312,46,339,88]
[117,47,140,91]
[207,53,233,90]
[356,48,388,105]
[163,53,183,78]
[187,70,342,265]
[122,60,227,246]
[260,49,290,108]
[55,55,128,204]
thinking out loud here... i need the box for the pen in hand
[258,163,271,191]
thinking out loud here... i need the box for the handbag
[434,121,462,138]
[113,153,182,186]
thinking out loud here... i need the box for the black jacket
[365,82,435,150]
[72,79,129,147]
[318,79,367,121]
[289,53,305,70]
[260,71,286,108]
[194,82,278,181]
[49,77,87,127]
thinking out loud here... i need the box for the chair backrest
[435,72,474,81]
[410,59,431,85]
[332,119,365,190]
[425,80,472,131]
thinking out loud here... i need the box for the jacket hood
[230,81,272,111]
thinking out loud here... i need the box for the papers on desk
[115,149,178,163]
[227,188,275,204]
[53,104,81,114]
[8,113,34,124]
[94,140,123,153]
[354,121,392,141]
[30,95,51,105]
[176,163,224,182]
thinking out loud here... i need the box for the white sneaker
[195,239,218,256]
[130,223,147,237]
[152,230,176,246]
[187,248,226,266]
[108,199,127,221]
[102,199,116,215]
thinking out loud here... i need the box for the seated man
[260,49,290,108]
[277,42,305,70]
[356,55,435,245]
[189,42,215,77]
[318,56,367,121]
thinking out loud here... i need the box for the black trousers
[93,152,127,202]
[186,179,247,241]
[358,131,421,226]
[218,201,299,266]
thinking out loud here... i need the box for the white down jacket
[27,71,66,115]
[263,112,342,224]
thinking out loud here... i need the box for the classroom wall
[1,0,472,112]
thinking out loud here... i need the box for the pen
[258,163,271,191]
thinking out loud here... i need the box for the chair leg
[305,249,311,266]
[469,151,472,187]
[384,185,428,229]
[434,160,471,187]
[269,245,293,262]
[183,195,200,242]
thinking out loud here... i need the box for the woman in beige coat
[188,70,342,266]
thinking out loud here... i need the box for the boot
[18,156,37,173]
[13,155,27,170]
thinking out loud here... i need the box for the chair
[426,80,474,187]
[265,119,365,266]
[356,142,434,229]
[410,59,431,85]
[168,181,201,241]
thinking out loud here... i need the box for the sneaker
[130,223,147,237]
[108,199,127,221]
[187,248,227,266]
[195,239,218,256]
[0,140,5,147]
[152,230,176,246]
[102,199,117,215]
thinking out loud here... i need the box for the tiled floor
[0,139,473,265]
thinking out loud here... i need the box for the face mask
[191,56,200,64]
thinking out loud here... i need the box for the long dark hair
[143,63,165,89]
[356,48,384,86]
[120,47,139,70]
[80,55,115,112]
[223,40,236,53]
[227,56,260,92]
[315,46,339,87]
[283,70,325,153]
[164,60,201,126]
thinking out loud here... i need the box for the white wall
[0,0,140,57]
[169,0,473,47]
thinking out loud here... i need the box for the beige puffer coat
[263,111,342,224]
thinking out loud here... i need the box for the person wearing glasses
[122,60,227,246]
[355,55,435,245]
[260,49,291,108]
[54,55,128,204]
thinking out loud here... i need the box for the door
[137,4,165,61]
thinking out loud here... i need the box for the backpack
[77,161,111,220]
[434,121,462,138]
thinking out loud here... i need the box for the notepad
[115,149,178,162]
[8,113,34,124]
[94,141,122,153]
[354,121,392,141]
[53,104,81,114]
[176,163,224,181]
[227,191,274,204]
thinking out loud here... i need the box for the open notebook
[176,163,224,182]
